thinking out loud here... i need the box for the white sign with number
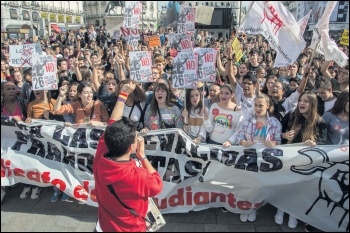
[31,55,58,90]
[123,1,141,28]
[172,52,198,89]
[129,51,152,83]
[194,48,217,82]
[177,6,196,34]
[168,33,192,53]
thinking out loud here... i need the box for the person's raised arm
[54,85,68,111]
[320,60,332,79]
[91,60,101,91]
[110,82,136,121]
[227,45,237,90]
[116,54,126,81]
[297,64,310,93]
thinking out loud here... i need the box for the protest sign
[144,35,161,48]
[167,33,192,53]
[120,27,140,50]
[129,51,152,83]
[123,1,141,28]
[177,6,196,34]
[231,38,244,62]
[9,43,40,67]
[340,29,349,46]
[31,55,57,90]
[172,52,198,88]
[113,29,121,40]
[195,5,214,25]
[1,118,348,232]
[194,48,216,82]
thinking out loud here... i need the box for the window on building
[189,3,192,7]
[195,2,198,6]
[22,10,30,20]
[103,19,106,26]
[95,20,100,26]
[32,11,39,21]
[150,2,154,11]
[221,2,224,6]
[205,2,208,6]
[10,8,18,19]
[210,3,213,6]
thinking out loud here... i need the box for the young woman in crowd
[277,91,328,229]
[182,88,208,144]
[322,90,349,145]
[22,89,61,200]
[204,84,243,146]
[141,83,183,133]
[237,63,249,85]
[54,81,109,126]
[261,75,278,96]
[256,66,267,92]
[235,93,282,223]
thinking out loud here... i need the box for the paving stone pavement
[1,184,306,232]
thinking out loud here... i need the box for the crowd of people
[1,24,349,232]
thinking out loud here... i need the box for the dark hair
[328,90,349,115]
[316,79,332,90]
[77,81,93,95]
[150,83,173,116]
[117,79,146,103]
[242,74,258,84]
[249,49,259,56]
[104,117,137,157]
[185,88,203,114]
[57,58,67,68]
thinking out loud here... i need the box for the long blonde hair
[288,91,321,143]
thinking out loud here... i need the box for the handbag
[107,185,166,232]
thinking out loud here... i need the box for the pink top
[2,102,24,120]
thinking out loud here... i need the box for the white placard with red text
[31,55,58,90]
[123,1,141,28]
[177,6,196,34]
[9,43,42,67]
[167,33,192,53]
[171,52,198,89]
[129,51,152,83]
[1,119,348,232]
[194,48,217,82]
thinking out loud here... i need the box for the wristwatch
[140,156,147,161]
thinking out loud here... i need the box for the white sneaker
[248,211,257,222]
[274,209,284,225]
[20,186,31,199]
[240,213,248,222]
[31,187,41,199]
[288,215,298,229]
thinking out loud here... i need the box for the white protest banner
[195,5,214,25]
[194,48,216,82]
[123,1,141,28]
[172,52,198,89]
[238,1,306,67]
[311,1,348,67]
[177,6,196,34]
[120,27,140,50]
[167,33,192,53]
[129,51,152,83]
[298,10,312,37]
[32,55,58,91]
[1,118,348,232]
[9,43,40,67]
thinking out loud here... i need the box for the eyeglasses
[152,72,159,75]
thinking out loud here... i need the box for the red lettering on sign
[180,40,191,49]
[204,53,213,62]
[141,57,150,66]
[185,60,195,70]
[45,63,55,72]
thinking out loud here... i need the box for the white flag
[238,1,306,67]
[311,1,348,67]
[298,10,312,37]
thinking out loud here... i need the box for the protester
[93,82,163,232]
[182,88,207,144]
[203,84,243,145]
[141,83,183,133]
[235,93,282,223]
[322,90,349,145]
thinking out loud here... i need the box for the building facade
[1,1,84,39]
[282,1,349,41]
[83,1,158,35]
[162,1,245,39]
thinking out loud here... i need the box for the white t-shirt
[324,98,337,113]
[235,84,255,116]
[204,103,244,143]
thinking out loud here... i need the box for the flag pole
[308,39,321,66]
